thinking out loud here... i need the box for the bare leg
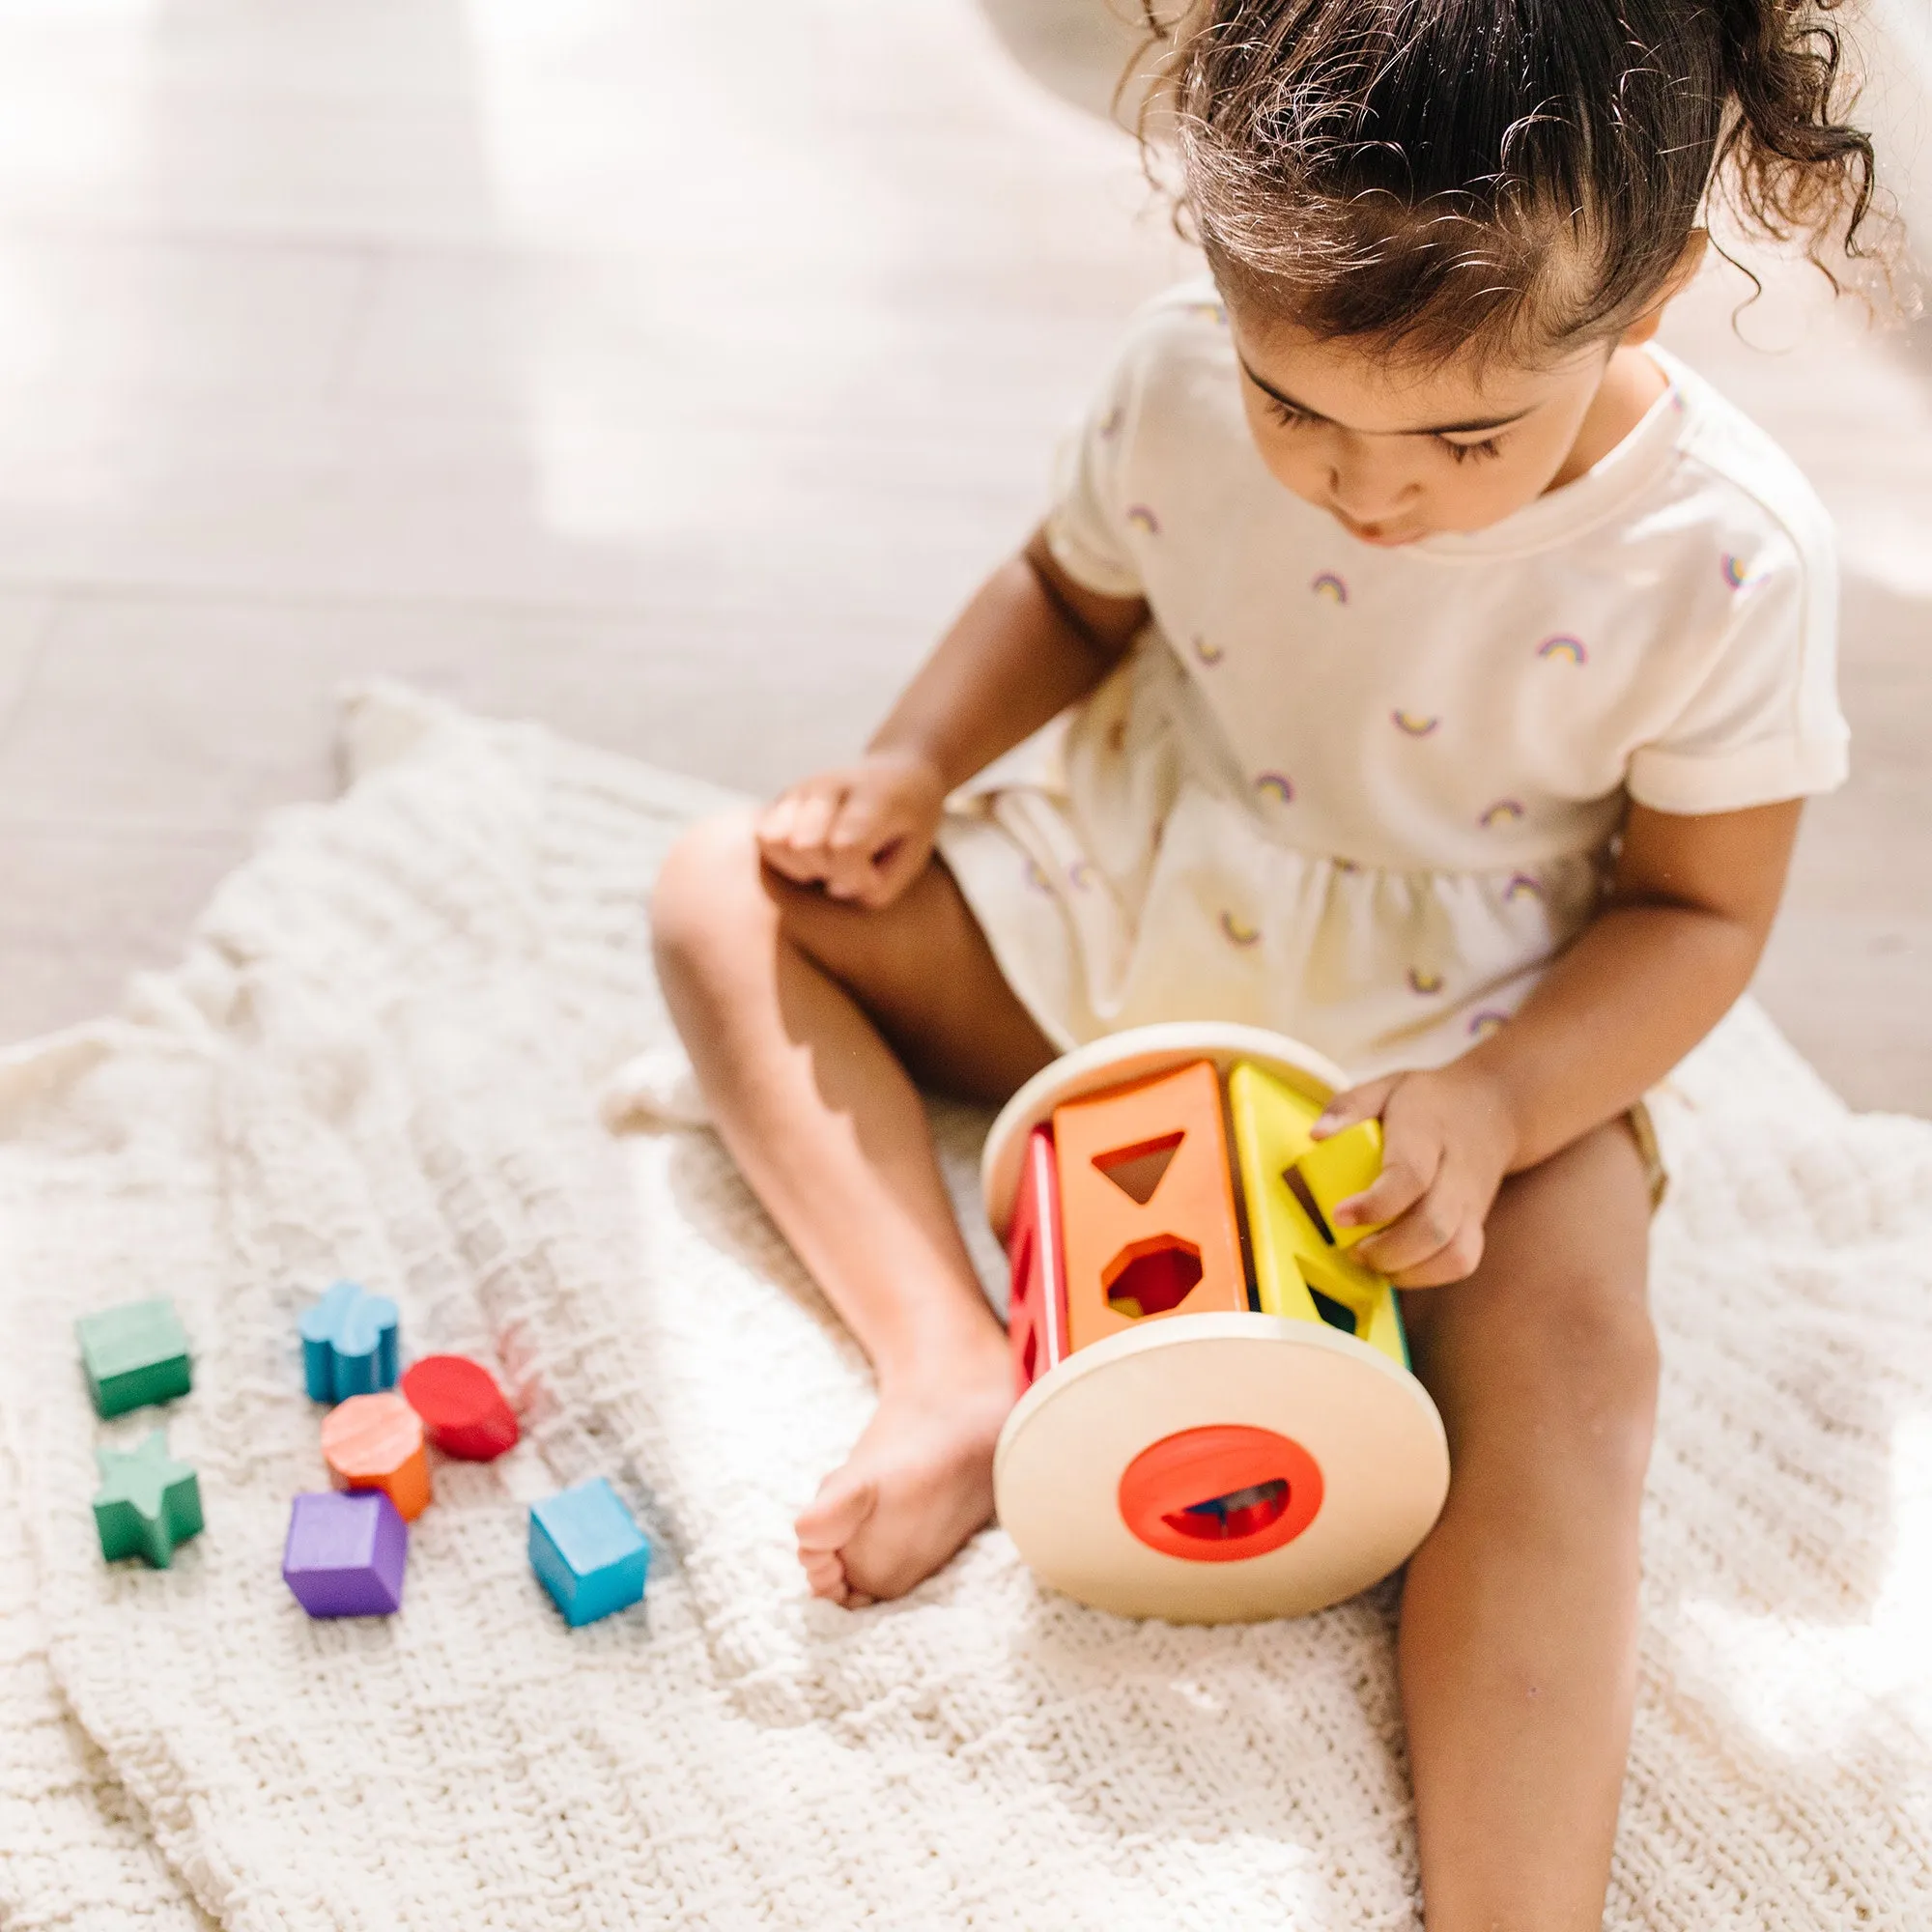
[1398,1120,1658,1930]
[651,810,1056,1605]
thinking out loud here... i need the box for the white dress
[935,283,1848,1078]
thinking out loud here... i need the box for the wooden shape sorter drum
[984,1022,1450,1624]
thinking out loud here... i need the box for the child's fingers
[1386,1222,1486,1290]
[757,834,834,885]
[819,790,898,900]
[784,786,842,859]
[1332,1135,1435,1236]
[1311,1073,1399,1140]
[755,790,801,846]
[1353,1179,1478,1280]
[758,783,852,885]
[1342,1122,1442,1264]
[862,833,930,907]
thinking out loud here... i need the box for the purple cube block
[282,1491,408,1618]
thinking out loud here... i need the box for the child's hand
[1310,1064,1520,1289]
[756,749,948,909]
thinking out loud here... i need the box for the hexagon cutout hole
[1102,1235,1204,1319]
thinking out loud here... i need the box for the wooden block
[528,1478,650,1628]
[400,1354,520,1461]
[92,1429,204,1568]
[1006,1126,1068,1396]
[75,1298,192,1418]
[1052,1060,1248,1353]
[1229,1063,1407,1368]
[298,1280,399,1404]
[1294,1120,1387,1249]
[282,1491,408,1617]
[320,1391,432,1521]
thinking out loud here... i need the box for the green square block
[75,1298,193,1418]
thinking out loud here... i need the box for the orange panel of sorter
[1052,1060,1249,1353]
[1007,1125,1069,1397]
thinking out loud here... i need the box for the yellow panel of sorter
[1227,1063,1409,1369]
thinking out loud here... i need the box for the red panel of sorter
[1007,1125,1067,1397]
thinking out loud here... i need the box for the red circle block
[1118,1424,1323,1564]
[399,1354,520,1462]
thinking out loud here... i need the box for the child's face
[1226,305,1621,547]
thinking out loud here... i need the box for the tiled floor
[0,0,1926,1113]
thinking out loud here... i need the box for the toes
[799,1548,875,1610]
[800,1548,848,1599]
[795,1475,878,1553]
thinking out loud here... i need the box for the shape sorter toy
[984,1021,1451,1625]
[92,1429,204,1568]
[400,1354,520,1461]
[283,1490,409,1618]
[75,1298,192,1418]
[528,1478,650,1628]
[320,1391,432,1521]
[299,1281,400,1405]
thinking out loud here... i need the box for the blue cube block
[298,1280,399,1404]
[528,1478,649,1628]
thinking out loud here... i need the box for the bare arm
[759,531,1149,905]
[1321,798,1804,1285]
[1467,798,1802,1167]
[868,530,1149,786]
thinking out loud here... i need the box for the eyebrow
[1236,355,1534,438]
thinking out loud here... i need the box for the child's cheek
[1443,461,1530,521]
[1249,428,1332,510]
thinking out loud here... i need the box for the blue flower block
[298,1280,399,1404]
[528,1478,649,1628]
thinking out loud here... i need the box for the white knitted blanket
[2,685,1929,1931]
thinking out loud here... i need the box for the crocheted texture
[1,684,1928,1930]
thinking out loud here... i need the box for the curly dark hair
[1135,0,1884,361]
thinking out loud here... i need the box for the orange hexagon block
[320,1391,432,1521]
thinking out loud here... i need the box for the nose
[1328,440,1420,524]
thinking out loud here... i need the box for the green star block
[75,1298,193,1417]
[92,1430,204,1569]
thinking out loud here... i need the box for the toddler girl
[652,2,1878,1923]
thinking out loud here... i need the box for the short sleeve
[1041,348,1144,599]
[1625,531,1849,814]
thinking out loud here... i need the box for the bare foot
[795,1350,1013,1607]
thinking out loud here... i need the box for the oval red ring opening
[1118,1424,1323,1563]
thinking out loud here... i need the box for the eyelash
[1263,397,1507,465]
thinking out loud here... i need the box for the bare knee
[1529,1279,1660,1492]
[649,810,771,993]
[1443,1267,1660,1513]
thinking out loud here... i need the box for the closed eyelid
[1240,355,1534,440]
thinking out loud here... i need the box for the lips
[1334,510,1420,547]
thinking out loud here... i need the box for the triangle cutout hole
[1093,1131,1184,1206]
